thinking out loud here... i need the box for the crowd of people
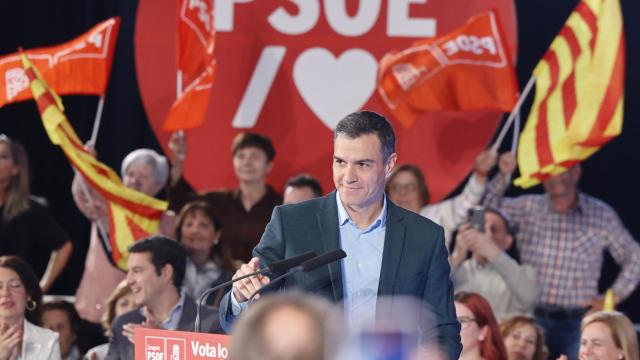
[1,109,639,359]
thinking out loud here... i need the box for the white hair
[120,148,169,187]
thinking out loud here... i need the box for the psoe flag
[0,17,120,108]
[515,0,624,188]
[178,0,215,87]
[163,59,215,131]
[20,53,167,271]
[377,10,518,128]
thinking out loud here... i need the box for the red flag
[378,11,518,128]
[178,0,215,87]
[0,17,120,108]
[162,60,215,131]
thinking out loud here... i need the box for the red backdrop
[135,0,517,202]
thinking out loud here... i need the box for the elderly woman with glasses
[0,256,60,360]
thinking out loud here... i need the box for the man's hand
[466,227,501,264]
[0,323,21,360]
[451,224,474,269]
[474,149,498,180]
[232,257,270,302]
[122,323,142,344]
[498,152,517,176]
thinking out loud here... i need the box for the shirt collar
[336,191,387,230]
[544,190,585,214]
[139,291,186,330]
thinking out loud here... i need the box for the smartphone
[468,206,485,231]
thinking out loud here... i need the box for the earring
[618,354,624,360]
[26,299,37,311]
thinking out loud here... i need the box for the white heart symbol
[293,48,378,130]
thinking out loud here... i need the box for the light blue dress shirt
[336,193,387,328]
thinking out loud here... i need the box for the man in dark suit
[220,111,461,358]
[107,236,222,360]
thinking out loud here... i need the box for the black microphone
[247,249,347,305]
[193,251,317,332]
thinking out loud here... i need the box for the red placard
[135,1,517,202]
[135,328,231,360]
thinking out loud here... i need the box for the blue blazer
[220,192,461,358]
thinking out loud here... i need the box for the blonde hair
[101,280,134,337]
[0,135,30,222]
[582,311,639,360]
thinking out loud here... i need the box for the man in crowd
[107,236,222,359]
[283,173,323,205]
[449,207,538,321]
[484,153,640,359]
[221,111,461,358]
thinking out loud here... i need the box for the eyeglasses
[458,317,478,329]
[389,183,419,193]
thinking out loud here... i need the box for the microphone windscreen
[301,249,347,272]
[267,251,317,274]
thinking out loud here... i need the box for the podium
[134,328,231,360]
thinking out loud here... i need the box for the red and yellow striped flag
[515,0,624,188]
[21,53,168,270]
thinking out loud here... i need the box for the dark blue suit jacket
[220,192,461,358]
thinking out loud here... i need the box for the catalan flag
[21,53,168,271]
[515,0,624,188]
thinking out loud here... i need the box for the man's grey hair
[334,110,396,161]
[120,148,169,187]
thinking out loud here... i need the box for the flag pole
[492,76,536,152]
[511,110,521,154]
[89,95,105,145]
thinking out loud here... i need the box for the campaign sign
[135,0,517,202]
[135,328,231,360]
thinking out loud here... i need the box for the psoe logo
[145,337,165,360]
[166,338,187,360]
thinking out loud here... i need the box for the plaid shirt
[483,174,640,307]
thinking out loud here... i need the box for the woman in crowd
[385,150,496,247]
[578,311,639,360]
[0,255,60,359]
[42,300,89,360]
[454,291,507,360]
[0,135,73,293]
[83,280,136,360]
[175,200,236,306]
[500,315,547,360]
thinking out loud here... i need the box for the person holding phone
[450,207,539,321]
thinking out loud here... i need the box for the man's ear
[385,153,398,176]
[161,263,174,284]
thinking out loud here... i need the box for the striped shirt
[483,174,640,307]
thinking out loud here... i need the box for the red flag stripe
[575,2,598,51]
[581,36,625,147]
[536,52,561,169]
[559,27,581,126]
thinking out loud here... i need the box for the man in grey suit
[220,111,462,358]
[107,236,222,360]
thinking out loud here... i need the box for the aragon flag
[515,0,624,188]
[377,10,518,128]
[21,53,168,271]
[0,17,119,108]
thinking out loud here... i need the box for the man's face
[542,166,580,198]
[42,309,76,358]
[123,161,160,196]
[283,185,317,205]
[232,147,272,184]
[126,252,170,307]
[333,134,396,210]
